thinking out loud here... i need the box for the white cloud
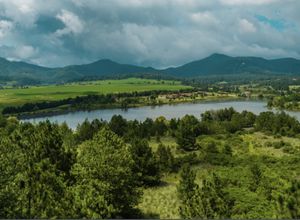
[220,0,278,5]
[14,45,38,59]
[0,0,299,67]
[0,0,38,27]
[239,19,256,33]
[18,2,34,13]
[0,20,13,38]
[1,45,38,63]
[55,9,84,36]
[190,12,219,26]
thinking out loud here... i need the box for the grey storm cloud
[0,0,299,67]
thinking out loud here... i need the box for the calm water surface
[23,101,300,129]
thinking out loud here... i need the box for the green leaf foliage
[71,127,141,218]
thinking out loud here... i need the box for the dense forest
[1,108,300,218]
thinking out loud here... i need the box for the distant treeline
[2,94,115,115]
[267,93,300,110]
[183,74,300,91]
[2,89,197,115]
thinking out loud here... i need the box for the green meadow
[0,78,191,108]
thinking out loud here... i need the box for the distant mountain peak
[208,53,231,59]
[90,58,116,65]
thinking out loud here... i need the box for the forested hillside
[1,54,300,85]
[1,108,300,218]
[163,54,300,77]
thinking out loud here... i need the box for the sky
[0,0,299,68]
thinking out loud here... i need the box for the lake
[23,100,300,129]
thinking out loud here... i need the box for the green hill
[162,53,300,76]
[1,54,300,85]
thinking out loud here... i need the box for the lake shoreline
[21,99,292,131]
[19,96,254,120]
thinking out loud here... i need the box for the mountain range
[1,53,300,85]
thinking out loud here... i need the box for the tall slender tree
[72,127,141,218]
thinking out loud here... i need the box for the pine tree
[72,127,141,218]
[177,164,201,218]
[178,170,228,219]
[176,115,200,151]
[129,138,160,186]
[3,121,72,218]
[156,144,175,173]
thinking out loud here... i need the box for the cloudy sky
[0,0,299,68]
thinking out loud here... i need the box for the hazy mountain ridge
[1,53,300,85]
[163,54,300,76]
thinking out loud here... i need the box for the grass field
[0,78,191,108]
[138,175,180,219]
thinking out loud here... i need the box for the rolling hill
[0,58,158,85]
[1,53,300,85]
[162,53,300,77]
[0,57,52,84]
